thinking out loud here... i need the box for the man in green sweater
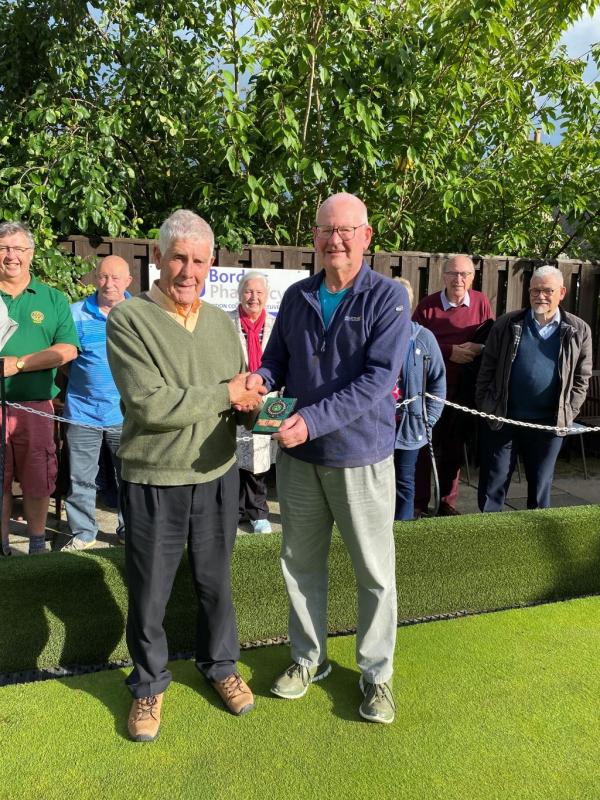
[106,210,265,742]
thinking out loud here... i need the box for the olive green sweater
[106,295,246,485]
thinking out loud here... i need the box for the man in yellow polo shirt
[0,221,79,556]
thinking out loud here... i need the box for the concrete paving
[4,454,598,557]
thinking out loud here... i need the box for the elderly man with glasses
[0,221,79,557]
[476,265,592,512]
[412,254,494,516]
[245,192,410,724]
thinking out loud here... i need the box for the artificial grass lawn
[2,595,599,800]
[3,505,600,673]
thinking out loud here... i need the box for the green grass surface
[1,596,599,800]
[2,505,600,673]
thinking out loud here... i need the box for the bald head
[316,192,369,226]
[97,255,130,275]
[95,255,132,311]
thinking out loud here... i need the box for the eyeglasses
[529,288,557,297]
[313,224,366,241]
[444,271,474,280]
[0,245,31,255]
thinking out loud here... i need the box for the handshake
[228,372,267,412]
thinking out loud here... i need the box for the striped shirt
[64,291,131,426]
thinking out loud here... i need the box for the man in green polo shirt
[0,221,79,556]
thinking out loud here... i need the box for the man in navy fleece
[247,193,410,724]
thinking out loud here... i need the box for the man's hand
[273,413,309,448]
[449,342,480,364]
[229,372,266,411]
[0,345,77,377]
[246,373,265,391]
[0,356,19,377]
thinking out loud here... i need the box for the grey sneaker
[359,676,395,724]
[61,535,97,552]
[271,659,332,699]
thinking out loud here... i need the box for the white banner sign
[147,264,308,314]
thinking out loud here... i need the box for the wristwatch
[15,358,26,371]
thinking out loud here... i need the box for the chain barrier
[6,394,599,440]
[7,402,122,434]
[424,394,600,435]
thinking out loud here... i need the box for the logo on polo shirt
[31,311,44,324]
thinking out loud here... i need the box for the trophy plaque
[252,397,297,434]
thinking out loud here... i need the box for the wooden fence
[60,236,600,360]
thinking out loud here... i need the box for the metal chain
[425,393,600,435]
[8,393,598,438]
[6,402,122,434]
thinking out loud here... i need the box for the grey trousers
[277,451,397,684]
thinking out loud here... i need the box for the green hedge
[1,505,599,673]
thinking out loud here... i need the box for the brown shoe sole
[212,674,255,716]
[129,729,160,742]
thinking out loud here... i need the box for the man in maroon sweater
[412,255,494,515]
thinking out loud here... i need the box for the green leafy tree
[0,0,598,296]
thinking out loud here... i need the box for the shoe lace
[220,673,247,699]
[285,663,309,685]
[365,682,389,703]
[133,695,159,721]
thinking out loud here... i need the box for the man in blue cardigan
[393,279,446,521]
[248,193,410,724]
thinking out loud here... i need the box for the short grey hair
[158,209,214,254]
[531,265,564,285]
[237,270,269,301]
[0,221,35,249]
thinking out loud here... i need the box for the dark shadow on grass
[0,550,128,727]
[1,551,125,675]
[533,510,600,604]
[240,643,290,699]
[319,658,363,723]
[174,659,233,714]
[237,642,362,722]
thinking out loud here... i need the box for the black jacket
[475,308,593,433]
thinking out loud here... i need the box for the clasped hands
[228,372,267,411]
[231,373,309,448]
[450,342,484,364]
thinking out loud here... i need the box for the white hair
[0,221,35,249]
[237,270,269,301]
[158,209,214,254]
[531,265,564,285]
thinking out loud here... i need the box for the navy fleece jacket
[257,263,411,468]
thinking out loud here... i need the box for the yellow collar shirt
[147,281,201,331]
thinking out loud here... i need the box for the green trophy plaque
[252,397,297,434]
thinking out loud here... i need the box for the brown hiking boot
[213,673,254,716]
[127,693,164,742]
